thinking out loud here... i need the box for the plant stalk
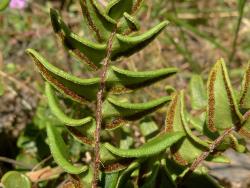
[92,29,117,188]
[180,110,250,185]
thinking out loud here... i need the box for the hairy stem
[180,110,250,185]
[92,29,117,188]
[181,126,235,182]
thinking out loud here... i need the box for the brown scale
[239,127,250,138]
[170,146,188,166]
[72,49,98,70]
[229,134,238,151]
[56,31,65,43]
[207,69,217,132]
[109,85,131,94]
[103,160,131,173]
[67,127,94,146]
[239,64,250,107]
[80,0,102,42]
[69,174,82,188]
[165,93,178,132]
[122,22,138,36]
[132,0,144,14]
[55,30,98,70]
[221,64,241,129]
[123,28,134,35]
[105,118,127,130]
[30,54,87,104]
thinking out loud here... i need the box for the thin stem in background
[229,0,246,63]
[0,156,34,169]
[92,28,117,188]
[170,0,201,73]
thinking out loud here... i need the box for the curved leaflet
[26,49,100,103]
[79,0,116,42]
[104,132,185,158]
[103,172,119,188]
[103,96,171,119]
[111,21,169,60]
[116,161,140,188]
[239,62,250,110]
[45,82,93,126]
[189,74,207,110]
[234,62,250,137]
[106,0,133,20]
[207,59,242,132]
[50,8,107,69]
[46,124,87,174]
[165,92,218,165]
[117,13,140,34]
[107,66,177,92]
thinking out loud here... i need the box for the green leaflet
[27,48,175,104]
[46,124,87,174]
[111,21,169,60]
[0,0,10,11]
[104,132,185,158]
[180,92,209,148]
[100,145,131,173]
[239,118,250,138]
[100,144,121,163]
[26,49,100,103]
[239,62,250,110]
[165,92,209,165]
[1,171,31,188]
[106,0,133,20]
[141,161,160,188]
[229,134,246,153]
[45,82,93,126]
[181,91,230,163]
[189,74,207,110]
[188,112,206,133]
[206,154,230,163]
[116,160,141,188]
[66,123,95,146]
[238,63,250,137]
[139,117,159,138]
[50,8,107,69]
[107,66,177,92]
[79,167,94,188]
[117,13,140,35]
[103,172,119,188]
[79,0,116,42]
[103,96,171,119]
[206,59,242,132]
[50,6,169,66]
